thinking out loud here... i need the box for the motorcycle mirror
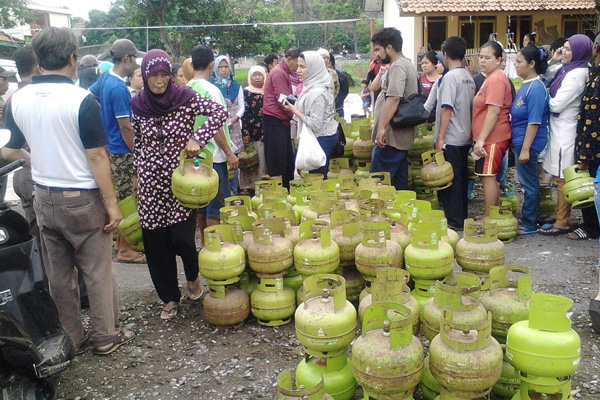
[0,129,11,149]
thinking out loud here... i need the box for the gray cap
[110,39,145,59]
[0,66,15,78]
[79,54,98,68]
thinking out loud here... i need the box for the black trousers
[142,213,199,304]
[437,144,471,229]
[581,158,600,238]
[263,115,295,189]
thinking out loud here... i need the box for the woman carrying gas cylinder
[131,50,228,320]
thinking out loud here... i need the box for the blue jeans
[310,134,340,177]
[513,145,540,231]
[496,150,509,186]
[369,145,409,190]
[594,182,600,264]
[229,168,239,195]
[198,161,231,220]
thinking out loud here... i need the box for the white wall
[383,0,416,66]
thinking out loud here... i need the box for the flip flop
[187,277,205,301]
[160,301,180,320]
[517,226,538,236]
[117,253,146,264]
[590,299,600,334]
[539,226,571,236]
[92,330,135,356]
[537,215,556,225]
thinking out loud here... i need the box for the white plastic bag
[295,123,326,171]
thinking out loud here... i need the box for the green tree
[0,0,29,29]
[216,0,294,57]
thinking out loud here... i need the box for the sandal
[537,215,556,225]
[567,228,590,240]
[539,225,571,236]
[590,299,600,334]
[117,252,146,264]
[187,277,204,301]
[160,301,180,320]
[75,335,93,356]
[517,226,538,236]
[92,330,135,356]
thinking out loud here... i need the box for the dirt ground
[5,164,599,399]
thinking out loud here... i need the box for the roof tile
[399,0,594,13]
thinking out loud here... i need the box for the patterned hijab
[131,49,197,118]
[210,55,241,104]
[246,65,267,94]
[549,34,593,97]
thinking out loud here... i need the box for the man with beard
[369,27,418,190]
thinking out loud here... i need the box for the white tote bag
[295,123,326,171]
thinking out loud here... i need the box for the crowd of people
[1,23,600,359]
[363,27,600,333]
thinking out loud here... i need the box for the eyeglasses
[155,118,167,155]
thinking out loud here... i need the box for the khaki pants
[34,187,120,347]
[554,176,572,227]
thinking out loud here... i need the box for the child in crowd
[361,80,371,118]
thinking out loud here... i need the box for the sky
[35,0,114,19]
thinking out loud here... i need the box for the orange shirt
[472,69,512,144]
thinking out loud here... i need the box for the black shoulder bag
[389,79,430,129]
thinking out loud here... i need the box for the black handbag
[389,80,430,129]
[329,122,346,158]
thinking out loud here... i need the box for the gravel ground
[49,176,600,400]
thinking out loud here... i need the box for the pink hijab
[245,65,267,94]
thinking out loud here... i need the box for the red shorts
[474,139,510,176]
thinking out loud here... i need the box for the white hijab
[296,51,332,114]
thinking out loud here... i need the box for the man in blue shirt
[90,38,145,263]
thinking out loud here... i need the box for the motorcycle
[0,129,74,400]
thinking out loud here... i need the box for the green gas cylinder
[296,352,356,400]
[171,149,218,208]
[250,277,295,326]
[486,202,518,242]
[430,311,503,399]
[277,369,326,400]
[203,285,249,329]
[422,272,488,341]
[563,164,595,209]
[355,222,403,282]
[506,294,581,400]
[352,303,424,399]
[405,222,454,281]
[247,220,294,276]
[329,210,362,267]
[197,225,246,285]
[294,221,340,277]
[358,268,420,335]
[480,265,532,344]
[456,219,505,274]
[295,274,357,356]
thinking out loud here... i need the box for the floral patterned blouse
[242,89,264,142]
[132,92,227,229]
[576,66,600,165]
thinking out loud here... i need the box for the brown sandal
[187,277,204,301]
[160,301,180,320]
